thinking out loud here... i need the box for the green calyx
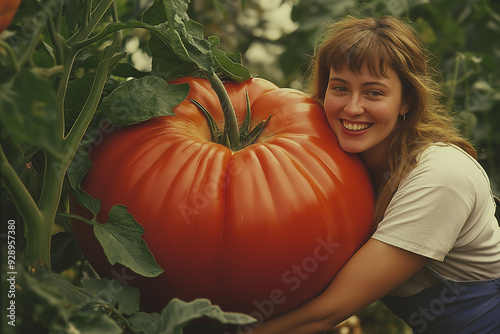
[191,91,271,151]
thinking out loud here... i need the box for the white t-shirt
[372,143,500,296]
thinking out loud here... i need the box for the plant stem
[0,145,48,265]
[205,71,240,150]
[18,26,44,69]
[35,41,123,266]
[110,0,119,22]
[67,0,115,46]
[65,39,124,150]
[0,40,20,73]
[25,0,121,268]
[58,212,96,226]
[56,49,76,135]
[82,0,93,31]
[0,146,42,227]
[48,17,64,66]
[48,16,69,139]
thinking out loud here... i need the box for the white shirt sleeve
[372,144,476,261]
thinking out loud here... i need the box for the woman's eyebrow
[329,77,390,89]
[362,81,390,89]
[329,77,347,83]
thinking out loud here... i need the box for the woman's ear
[400,98,410,117]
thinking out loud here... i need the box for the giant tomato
[71,76,374,318]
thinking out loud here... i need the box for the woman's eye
[333,86,347,93]
[367,91,382,96]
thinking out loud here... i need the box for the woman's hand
[251,238,429,333]
[331,315,362,334]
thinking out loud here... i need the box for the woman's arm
[252,238,430,333]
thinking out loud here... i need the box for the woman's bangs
[328,36,390,78]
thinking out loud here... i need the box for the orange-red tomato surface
[0,0,21,33]
[71,76,375,318]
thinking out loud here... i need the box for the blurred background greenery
[83,0,500,332]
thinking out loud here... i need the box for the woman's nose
[344,96,364,116]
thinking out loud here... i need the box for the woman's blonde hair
[309,16,476,224]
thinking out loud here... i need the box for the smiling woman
[253,15,500,334]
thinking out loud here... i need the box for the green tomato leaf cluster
[143,0,251,82]
[2,263,255,334]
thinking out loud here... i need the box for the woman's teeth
[342,121,372,131]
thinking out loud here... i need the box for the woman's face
[324,64,408,164]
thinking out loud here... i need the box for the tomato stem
[205,71,240,150]
[192,85,272,150]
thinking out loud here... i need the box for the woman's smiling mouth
[341,119,373,131]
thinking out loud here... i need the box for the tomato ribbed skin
[72,76,374,317]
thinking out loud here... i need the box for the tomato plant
[71,75,374,317]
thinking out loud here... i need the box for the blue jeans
[381,272,500,333]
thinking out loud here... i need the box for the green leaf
[70,313,123,334]
[0,69,62,159]
[32,44,56,68]
[112,62,151,78]
[80,13,213,73]
[149,33,201,81]
[161,0,214,72]
[30,266,88,306]
[78,55,152,78]
[80,278,140,315]
[99,76,189,127]
[143,0,214,72]
[8,264,129,334]
[142,0,167,25]
[64,0,83,34]
[8,264,72,333]
[64,72,96,133]
[240,91,252,139]
[93,205,164,277]
[160,298,256,333]
[241,115,272,148]
[67,147,101,216]
[129,312,162,334]
[50,232,83,274]
[212,48,252,83]
[129,298,256,334]
[143,1,218,80]
[77,55,102,70]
